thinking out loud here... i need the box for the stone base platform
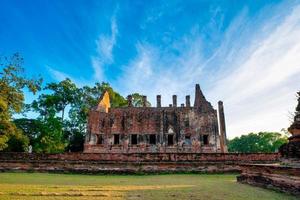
[237,164,300,196]
[0,152,279,174]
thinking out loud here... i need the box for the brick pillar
[172,95,177,107]
[160,111,164,151]
[127,95,133,107]
[218,101,228,153]
[186,95,190,107]
[194,84,206,108]
[142,96,147,107]
[157,95,161,108]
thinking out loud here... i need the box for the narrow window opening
[203,135,209,145]
[131,134,137,145]
[149,134,156,145]
[114,134,120,145]
[97,134,104,144]
[185,135,191,145]
[167,135,174,146]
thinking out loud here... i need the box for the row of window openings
[100,120,190,128]
[97,134,209,146]
[99,122,217,136]
[113,134,157,145]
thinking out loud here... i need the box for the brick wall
[0,152,279,162]
[0,152,280,174]
[237,164,300,196]
[86,106,221,153]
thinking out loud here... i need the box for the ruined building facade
[84,84,227,153]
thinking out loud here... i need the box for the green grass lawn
[0,172,297,200]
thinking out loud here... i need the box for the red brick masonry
[0,153,280,174]
[237,164,300,196]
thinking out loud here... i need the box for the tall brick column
[186,95,190,107]
[218,101,227,153]
[142,96,147,107]
[157,95,161,108]
[172,95,177,107]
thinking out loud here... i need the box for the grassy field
[0,172,297,200]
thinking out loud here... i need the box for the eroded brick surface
[84,84,227,153]
[237,164,300,196]
[0,152,280,174]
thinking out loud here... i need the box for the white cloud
[93,16,118,81]
[116,37,206,106]
[117,3,300,139]
[47,66,70,81]
[91,57,104,82]
[48,15,119,83]
[46,2,300,139]
[209,5,300,137]
[96,17,118,62]
[47,66,92,87]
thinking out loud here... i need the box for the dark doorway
[114,134,120,145]
[203,135,209,145]
[131,134,137,145]
[97,134,104,144]
[150,134,156,145]
[167,135,174,146]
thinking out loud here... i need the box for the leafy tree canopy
[130,93,151,107]
[0,53,42,151]
[228,132,288,153]
[28,81,133,152]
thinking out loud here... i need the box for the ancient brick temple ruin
[280,91,300,159]
[84,84,227,153]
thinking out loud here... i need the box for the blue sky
[1,0,300,138]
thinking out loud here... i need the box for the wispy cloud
[45,1,300,138]
[92,15,118,81]
[116,36,206,105]
[47,66,92,87]
[96,16,118,62]
[48,14,118,84]
[117,2,300,138]
[47,66,70,81]
[209,4,300,137]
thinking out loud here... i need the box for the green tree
[130,93,151,107]
[14,118,44,151]
[30,97,67,153]
[65,82,128,151]
[228,132,288,153]
[64,82,151,151]
[3,128,29,152]
[34,116,65,153]
[14,117,66,153]
[44,78,78,121]
[27,79,151,152]
[29,78,80,152]
[0,53,42,151]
